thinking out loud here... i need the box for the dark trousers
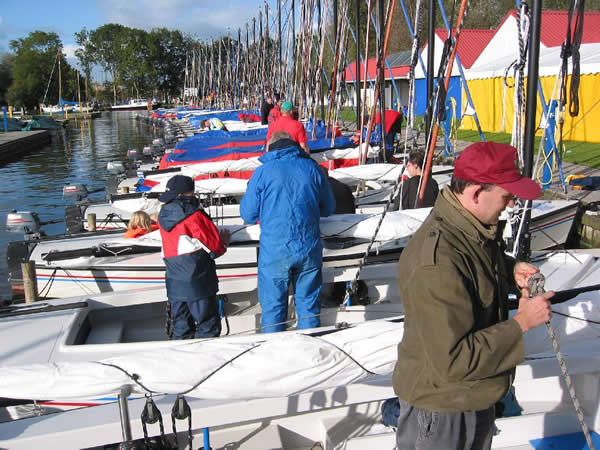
[170,296,221,339]
[395,398,495,450]
[384,115,403,160]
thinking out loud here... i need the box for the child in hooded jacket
[158,175,230,339]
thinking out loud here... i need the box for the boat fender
[171,395,194,450]
[141,395,169,448]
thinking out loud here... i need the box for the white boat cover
[103,209,432,246]
[1,294,599,401]
[0,320,402,400]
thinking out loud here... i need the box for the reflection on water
[0,112,162,301]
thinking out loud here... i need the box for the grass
[335,105,600,168]
[456,129,600,169]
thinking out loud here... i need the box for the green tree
[0,53,15,106]
[74,27,95,102]
[6,31,77,109]
[89,23,129,104]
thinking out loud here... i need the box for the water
[0,112,163,301]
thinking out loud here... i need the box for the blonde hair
[128,210,152,232]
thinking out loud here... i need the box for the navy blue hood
[158,196,199,231]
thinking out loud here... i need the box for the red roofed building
[343,50,412,111]
[434,29,495,69]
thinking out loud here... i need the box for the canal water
[0,112,163,302]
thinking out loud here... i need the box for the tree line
[1,25,196,110]
[2,0,600,110]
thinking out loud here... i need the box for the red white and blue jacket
[158,196,226,301]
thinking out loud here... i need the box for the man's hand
[219,229,231,247]
[513,288,553,333]
[514,261,539,289]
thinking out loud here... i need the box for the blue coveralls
[240,139,336,332]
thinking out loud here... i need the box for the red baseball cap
[454,142,541,200]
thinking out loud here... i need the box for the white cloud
[62,43,81,68]
[97,0,261,39]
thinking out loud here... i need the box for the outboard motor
[127,148,140,160]
[107,161,126,175]
[6,211,41,234]
[63,183,89,201]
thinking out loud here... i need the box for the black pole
[426,0,436,134]
[523,0,542,178]
[378,0,387,160]
[333,0,339,38]
[355,0,362,129]
[517,0,542,261]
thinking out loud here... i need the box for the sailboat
[0,2,597,449]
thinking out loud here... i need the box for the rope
[511,2,530,163]
[342,167,411,304]
[561,0,585,118]
[528,273,595,450]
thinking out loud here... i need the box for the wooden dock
[0,130,50,165]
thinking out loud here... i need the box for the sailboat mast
[426,0,436,134]
[355,0,361,129]
[278,0,282,92]
[58,48,62,105]
[516,0,542,261]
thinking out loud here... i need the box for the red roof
[344,57,409,82]
[499,9,600,47]
[433,28,495,69]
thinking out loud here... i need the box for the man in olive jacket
[393,142,554,450]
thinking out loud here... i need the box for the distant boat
[110,99,153,111]
[40,103,77,114]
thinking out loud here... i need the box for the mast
[378,0,386,159]
[292,0,296,99]
[516,0,542,261]
[426,0,436,134]
[58,49,62,106]
[354,0,361,129]
[361,0,395,164]
[418,0,469,207]
[278,0,282,91]
[259,8,265,100]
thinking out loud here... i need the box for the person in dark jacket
[393,142,554,450]
[260,94,274,125]
[394,150,439,210]
[327,172,355,214]
[158,175,230,339]
[240,131,336,332]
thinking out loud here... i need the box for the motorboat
[111,99,152,111]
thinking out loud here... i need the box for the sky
[0,0,273,76]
